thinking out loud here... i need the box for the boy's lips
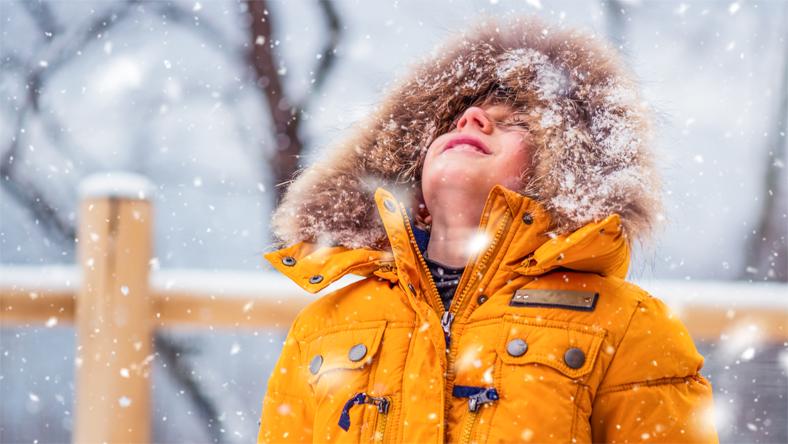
[442,135,491,155]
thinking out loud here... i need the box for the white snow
[1,264,782,310]
[638,279,788,309]
[0,265,362,303]
[79,172,155,200]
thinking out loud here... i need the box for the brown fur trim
[272,15,661,250]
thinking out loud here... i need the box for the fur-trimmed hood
[272,16,661,250]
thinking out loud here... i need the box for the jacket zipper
[372,399,389,443]
[455,387,500,444]
[401,211,447,317]
[397,199,512,439]
[459,409,478,444]
[444,214,512,427]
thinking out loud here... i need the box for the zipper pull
[370,396,390,414]
[338,393,391,431]
[467,387,499,413]
[441,311,455,349]
[338,393,367,431]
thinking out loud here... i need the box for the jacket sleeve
[257,320,314,443]
[591,295,719,443]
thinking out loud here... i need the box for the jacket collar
[265,186,630,294]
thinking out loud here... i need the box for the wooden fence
[0,173,786,443]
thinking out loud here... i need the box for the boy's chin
[422,169,494,195]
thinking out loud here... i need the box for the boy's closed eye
[499,115,531,131]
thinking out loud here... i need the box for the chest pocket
[304,320,387,441]
[497,314,605,378]
[485,315,606,443]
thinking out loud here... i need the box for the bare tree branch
[147,0,342,200]
[603,0,630,57]
[743,5,788,282]
[154,332,227,444]
[1,0,140,242]
[244,0,342,200]
[146,1,237,53]
[299,0,341,108]
[2,3,303,442]
[0,99,76,241]
[19,0,64,40]
[245,0,303,200]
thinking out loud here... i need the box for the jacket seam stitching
[594,298,642,392]
[597,374,702,395]
[569,383,579,440]
[301,321,408,343]
[397,325,419,444]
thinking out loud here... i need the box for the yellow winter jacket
[257,186,718,443]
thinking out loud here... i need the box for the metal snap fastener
[522,212,534,225]
[348,343,367,362]
[477,294,488,305]
[506,338,528,357]
[309,354,323,375]
[309,275,323,284]
[564,347,586,369]
[383,199,397,213]
[281,256,296,266]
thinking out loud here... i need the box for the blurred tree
[603,0,630,56]
[1,1,344,441]
[1,0,141,243]
[245,0,342,201]
[743,3,788,282]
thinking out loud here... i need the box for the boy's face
[421,103,533,214]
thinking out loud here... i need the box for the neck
[425,190,486,268]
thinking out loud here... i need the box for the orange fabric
[257,186,718,443]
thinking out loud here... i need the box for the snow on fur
[272,16,661,250]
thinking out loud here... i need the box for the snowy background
[1,0,786,442]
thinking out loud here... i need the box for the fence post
[74,172,155,443]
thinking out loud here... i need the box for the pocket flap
[498,314,605,379]
[305,320,387,384]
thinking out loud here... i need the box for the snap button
[348,343,367,362]
[564,347,586,369]
[477,294,488,305]
[309,354,323,375]
[522,212,534,225]
[506,338,528,357]
[281,256,296,266]
[383,199,397,213]
[309,275,324,284]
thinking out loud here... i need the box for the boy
[257,17,718,443]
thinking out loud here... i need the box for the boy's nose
[456,107,493,134]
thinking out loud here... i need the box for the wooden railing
[1,173,786,443]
